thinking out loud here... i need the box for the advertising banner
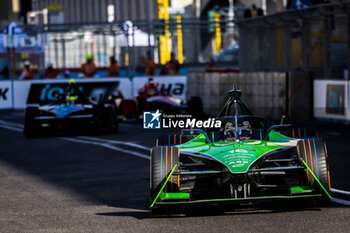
[326,84,346,115]
[132,76,187,103]
[26,78,130,105]
[0,81,13,109]
[314,80,349,121]
[10,76,187,109]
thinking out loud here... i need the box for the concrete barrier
[186,72,288,120]
[288,71,311,121]
[3,76,187,110]
[314,80,349,122]
[186,71,314,121]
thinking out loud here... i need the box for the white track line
[0,118,149,150]
[62,137,150,160]
[0,119,150,150]
[332,198,350,206]
[331,188,350,196]
[0,124,23,132]
[77,136,150,151]
[0,119,150,160]
[3,119,349,202]
[0,120,24,128]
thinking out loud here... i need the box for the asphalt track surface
[0,110,349,233]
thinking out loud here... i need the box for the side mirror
[264,124,292,141]
[181,129,212,144]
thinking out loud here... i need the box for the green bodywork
[177,131,298,174]
[155,194,322,205]
[151,130,332,208]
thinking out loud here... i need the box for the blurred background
[0,2,350,226]
[0,0,349,123]
[0,0,344,76]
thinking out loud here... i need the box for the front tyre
[297,138,331,199]
[150,146,179,214]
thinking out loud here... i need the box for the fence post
[103,32,108,68]
[238,25,246,71]
[323,13,331,80]
[112,31,116,58]
[302,19,310,71]
[61,35,66,69]
[131,25,136,78]
[285,24,291,71]
[347,10,350,79]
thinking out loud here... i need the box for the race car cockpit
[214,89,269,141]
[219,115,269,141]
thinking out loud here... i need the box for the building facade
[31,0,159,23]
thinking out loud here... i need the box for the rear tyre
[150,146,179,214]
[23,107,40,138]
[297,138,331,200]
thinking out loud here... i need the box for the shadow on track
[0,123,153,214]
[1,114,350,220]
[95,200,347,220]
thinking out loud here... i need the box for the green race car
[150,90,331,214]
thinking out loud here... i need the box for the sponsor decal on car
[27,81,120,104]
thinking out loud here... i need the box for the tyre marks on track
[62,137,150,160]
[77,136,149,151]
[2,118,350,206]
[0,119,150,160]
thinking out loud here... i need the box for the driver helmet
[242,121,250,128]
[66,95,78,105]
[225,122,234,130]
[69,78,76,85]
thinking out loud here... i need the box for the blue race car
[24,80,119,137]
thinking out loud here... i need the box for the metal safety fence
[237,2,350,80]
[2,3,348,81]
[0,16,237,80]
